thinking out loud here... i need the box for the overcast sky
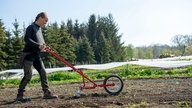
[1,0,192,47]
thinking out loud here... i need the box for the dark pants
[18,56,49,93]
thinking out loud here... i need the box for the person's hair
[35,12,47,21]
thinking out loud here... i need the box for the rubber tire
[103,75,124,95]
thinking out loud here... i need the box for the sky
[1,0,192,47]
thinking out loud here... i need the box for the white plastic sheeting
[129,60,192,68]
[129,55,192,68]
[1,56,192,79]
[0,62,130,79]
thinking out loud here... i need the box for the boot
[43,89,58,99]
[16,92,23,101]
[16,90,31,102]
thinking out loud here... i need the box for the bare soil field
[0,77,192,108]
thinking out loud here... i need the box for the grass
[177,101,189,107]
[0,64,192,88]
[118,64,192,78]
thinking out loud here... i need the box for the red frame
[44,47,114,91]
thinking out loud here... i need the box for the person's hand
[46,45,51,50]
[39,44,46,51]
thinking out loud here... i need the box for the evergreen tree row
[0,14,126,70]
[1,13,191,71]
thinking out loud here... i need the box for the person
[16,12,58,101]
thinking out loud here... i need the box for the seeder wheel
[103,75,124,95]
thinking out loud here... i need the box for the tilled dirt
[0,77,192,108]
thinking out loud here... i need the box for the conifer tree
[73,20,81,39]
[12,19,24,68]
[87,14,97,46]
[98,32,110,63]
[58,23,76,64]
[0,19,7,70]
[5,30,14,69]
[96,14,126,62]
[66,19,74,36]
[76,35,95,64]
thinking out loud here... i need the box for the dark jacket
[23,22,45,61]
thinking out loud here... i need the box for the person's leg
[33,57,57,99]
[33,57,49,90]
[17,60,33,100]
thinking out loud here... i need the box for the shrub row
[0,65,192,88]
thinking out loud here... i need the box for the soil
[0,77,192,108]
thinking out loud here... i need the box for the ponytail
[35,12,47,21]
